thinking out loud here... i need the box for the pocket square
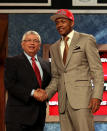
[74,46,80,50]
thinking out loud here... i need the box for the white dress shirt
[24,52,43,96]
[60,30,74,58]
[24,52,43,79]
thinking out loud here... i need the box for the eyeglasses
[23,39,40,43]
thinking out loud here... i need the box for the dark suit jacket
[4,53,51,125]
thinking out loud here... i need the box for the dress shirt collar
[61,30,74,41]
[24,52,38,61]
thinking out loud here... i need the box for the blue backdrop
[8,14,107,57]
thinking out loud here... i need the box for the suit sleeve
[41,60,51,89]
[45,47,59,100]
[4,58,32,103]
[85,35,104,100]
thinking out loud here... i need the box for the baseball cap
[50,9,74,23]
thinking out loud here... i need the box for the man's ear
[39,43,41,49]
[71,21,74,28]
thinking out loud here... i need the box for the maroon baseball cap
[50,9,74,23]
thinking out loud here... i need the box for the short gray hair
[22,30,41,43]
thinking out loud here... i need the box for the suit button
[64,71,67,73]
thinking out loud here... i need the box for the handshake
[33,88,48,102]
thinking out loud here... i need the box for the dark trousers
[6,106,46,131]
[6,103,46,131]
[6,122,44,131]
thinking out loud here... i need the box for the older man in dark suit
[4,30,51,131]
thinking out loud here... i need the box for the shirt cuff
[31,89,35,96]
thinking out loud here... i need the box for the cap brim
[50,14,69,22]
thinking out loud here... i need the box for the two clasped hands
[33,89,48,102]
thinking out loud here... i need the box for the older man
[4,31,51,131]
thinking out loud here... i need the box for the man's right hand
[33,89,48,102]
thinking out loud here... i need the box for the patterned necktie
[31,57,42,88]
[63,37,69,65]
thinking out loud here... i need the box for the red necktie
[63,37,69,65]
[31,57,42,88]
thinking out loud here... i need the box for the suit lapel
[65,31,80,67]
[21,53,38,83]
[56,40,65,68]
